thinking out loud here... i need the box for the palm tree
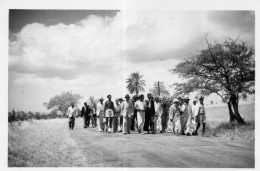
[126,72,146,96]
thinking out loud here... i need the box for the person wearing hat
[169,98,181,134]
[130,95,139,131]
[180,96,192,135]
[134,94,146,134]
[194,96,206,137]
[117,98,124,132]
[104,94,115,133]
[96,97,105,132]
[121,94,134,134]
[81,102,91,128]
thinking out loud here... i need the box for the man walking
[154,96,163,133]
[113,98,121,132]
[97,97,105,132]
[130,95,138,131]
[104,94,115,133]
[67,102,78,130]
[81,102,91,128]
[117,98,124,132]
[135,94,146,134]
[147,93,155,134]
[180,96,192,135]
[121,94,134,135]
[169,99,181,134]
[195,96,206,137]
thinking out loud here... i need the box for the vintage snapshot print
[4,0,258,168]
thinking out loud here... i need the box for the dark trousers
[144,112,155,132]
[69,117,75,129]
[113,117,118,132]
[105,117,113,129]
[83,115,90,128]
[131,110,137,131]
[144,111,150,131]
[92,114,97,126]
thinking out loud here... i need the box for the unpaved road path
[67,118,254,168]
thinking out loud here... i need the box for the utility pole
[154,81,163,96]
[158,81,160,96]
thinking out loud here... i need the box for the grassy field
[204,103,255,144]
[8,119,88,167]
[8,103,255,167]
[206,103,255,123]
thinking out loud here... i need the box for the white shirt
[154,102,162,117]
[169,104,180,120]
[121,100,134,117]
[181,103,192,118]
[134,100,146,111]
[198,103,206,115]
[67,106,78,118]
[192,104,199,117]
[96,102,105,116]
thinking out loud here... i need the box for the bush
[8,109,67,123]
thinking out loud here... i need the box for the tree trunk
[229,94,245,124]
[227,102,236,122]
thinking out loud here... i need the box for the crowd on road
[66,93,206,137]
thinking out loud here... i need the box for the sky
[8,10,255,112]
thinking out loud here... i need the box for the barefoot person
[97,97,105,132]
[104,94,115,133]
[121,94,134,135]
[195,96,206,137]
[67,102,78,130]
[81,102,91,128]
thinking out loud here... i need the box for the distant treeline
[8,109,74,123]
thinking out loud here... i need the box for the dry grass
[203,121,255,144]
[8,103,255,166]
[8,119,88,167]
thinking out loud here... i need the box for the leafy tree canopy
[44,91,83,115]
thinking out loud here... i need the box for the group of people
[66,93,206,137]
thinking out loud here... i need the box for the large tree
[171,36,255,124]
[44,91,83,116]
[126,72,146,95]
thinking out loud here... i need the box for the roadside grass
[8,103,255,166]
[201,120,255,144]
[202,103,255,144]
[8,119,87,167]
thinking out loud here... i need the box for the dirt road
[68,118,254,168]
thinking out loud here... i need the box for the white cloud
[8,10,255,110]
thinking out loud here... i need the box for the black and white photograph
[0,0,259,169]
